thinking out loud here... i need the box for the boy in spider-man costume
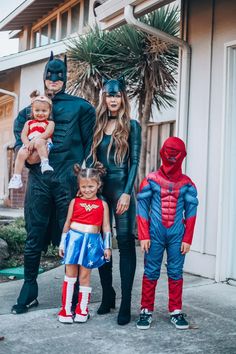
[136,137,198,330]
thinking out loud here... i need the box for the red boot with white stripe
[58,276,77,324]
[74,286,92,323]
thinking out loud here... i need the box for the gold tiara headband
[31,95,52,106]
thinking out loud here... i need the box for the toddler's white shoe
[40,161,54,174]
[8,175,23,189]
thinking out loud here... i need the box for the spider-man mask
[160,137,187,181]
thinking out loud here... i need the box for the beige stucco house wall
[183,0,236,281]
[94,0,236,282]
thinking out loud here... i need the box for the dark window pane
[83,0,89,26]
[50,18,57,43]
[71,3,80,33]
[61,11,68,39]
[41,24,48,46]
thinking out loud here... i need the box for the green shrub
[2,257,23,269]
[0,217,60,257]
[0,217,26,254]
[0,217,61,272]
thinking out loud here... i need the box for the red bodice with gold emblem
[70,197,104,226]
[28,119,49,140]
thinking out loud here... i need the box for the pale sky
[0,0,25,57]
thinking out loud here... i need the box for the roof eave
[95,0,176,30]
[9,30,22,39]
[0,0,35,31]
[0,0,64,31]
[0,39,70,73]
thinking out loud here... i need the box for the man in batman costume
[11,52,96,314]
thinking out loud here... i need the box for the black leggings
[99,175,136,305]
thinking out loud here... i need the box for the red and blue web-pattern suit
[137,137,198,313]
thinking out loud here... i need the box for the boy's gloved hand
[140,240,151,253]
[181,242,190,254]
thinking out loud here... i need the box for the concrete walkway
[0,247,236,354]
[0,207,24,219]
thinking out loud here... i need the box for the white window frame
[216,40,236,281]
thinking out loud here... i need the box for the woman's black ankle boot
[117,300,131,325]
[97,259,115,315]
[97,287,116,315]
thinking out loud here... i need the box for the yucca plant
[67,5,179,181]
[111,7,179,180]
[67,26,119,106]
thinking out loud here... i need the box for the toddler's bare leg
[33,138,53,173]
[65,265,79,278]
[34,138,49,160]
[26,151,41,165]
[79,266,91,287]
[14,147,30,174]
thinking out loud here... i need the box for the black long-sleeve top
[96,119,141,195]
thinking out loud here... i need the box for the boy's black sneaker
[170,313,189,330]
[136,308,153,330]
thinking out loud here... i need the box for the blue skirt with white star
[63,229,106,269]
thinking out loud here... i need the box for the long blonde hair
[90,91,131,165]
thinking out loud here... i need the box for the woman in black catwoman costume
[89,78,141,325]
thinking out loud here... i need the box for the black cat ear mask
[117,75,125,91]
[102,76,126,95]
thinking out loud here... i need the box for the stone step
[0,215,14,220]
[0,219,15,226]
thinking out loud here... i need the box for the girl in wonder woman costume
[58,163,112,324]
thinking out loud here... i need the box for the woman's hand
[104,248,112,261]
[116,193,131,215]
